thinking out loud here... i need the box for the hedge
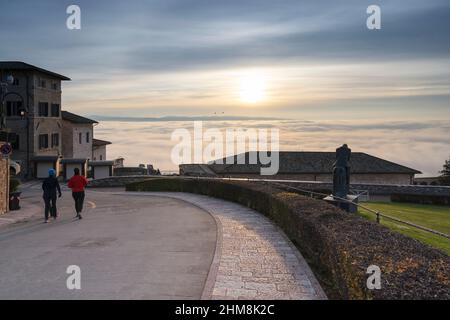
[391,193,450,206]
[126,178,450,300]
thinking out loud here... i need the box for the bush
[127,178,450,300]
[9,178,20,193]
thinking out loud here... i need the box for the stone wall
[216,173,413,185]
[114,167,148,176]
[0,157,9,214]
[88,176,153,188]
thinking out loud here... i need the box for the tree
[439,156,450,186]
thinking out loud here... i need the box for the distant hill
[90,115,283,122]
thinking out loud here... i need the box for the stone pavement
[125,191,327,300]
[0,200,42,228]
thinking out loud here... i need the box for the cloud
[94,119,450,176]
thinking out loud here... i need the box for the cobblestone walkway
[130,192,327,300]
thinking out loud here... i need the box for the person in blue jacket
[42,169,62,223]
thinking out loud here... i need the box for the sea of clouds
[94,119,450,176]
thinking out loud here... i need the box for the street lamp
[19,105,31,180]
[6,75,14,85]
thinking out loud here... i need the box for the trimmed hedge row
[126,178,450,300]
[391,193,450,206]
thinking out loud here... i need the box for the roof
[62,111,98,124]
[0,61,71,80]
[32,156,59,162]
[205,151,421,175]
[93,138,112,147]
[60,158,88,164]
[89,160,114,166]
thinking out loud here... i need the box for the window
[11,134,20,150]
[40,79,46,88]
[100,155,103,160]
[86,132,90,143]
[38,102,49,117]
[51,104,60,117]
[79,132,82,144]
[51,133,59,147]
[39,134,49,149]
[12,78,19,86]
[6,101,23,117]
[52,83,59,90]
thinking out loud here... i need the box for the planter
[9,191,21,211]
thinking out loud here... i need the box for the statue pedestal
[324,195,359,213]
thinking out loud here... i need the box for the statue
[325,144,357,212]
[333,144,351,199]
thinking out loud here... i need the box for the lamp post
[19,108,30,179]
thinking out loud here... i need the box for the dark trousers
[43,196,57,220]
[72,191,85,214]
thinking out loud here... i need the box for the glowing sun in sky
[238,71,268,104]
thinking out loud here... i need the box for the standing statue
[333,144,351,198]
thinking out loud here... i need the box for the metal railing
[175,175,450,240]
[268,181,450,240]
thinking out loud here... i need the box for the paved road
[0,187,216,299]
[126,192,327,300]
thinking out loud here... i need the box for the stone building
[180,151,421,185]
[60,111,116,180]
[61,111,97,160]
[0,61,70,178]
[93,138,112,161]
[1,61,113,179]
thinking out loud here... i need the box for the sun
[238,71,267,104]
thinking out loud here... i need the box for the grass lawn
[358,202,450,255]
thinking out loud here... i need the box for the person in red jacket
[68,167,88,219]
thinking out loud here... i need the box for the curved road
[0,189,216,299]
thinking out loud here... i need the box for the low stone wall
[126,178,450,300]
[0,158,8,214]
[88,176,153,188]
[114,167,148,176]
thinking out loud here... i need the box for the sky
[1,0,449,120]
[1,0,449,175]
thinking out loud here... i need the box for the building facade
[0,61,70,178]
[61,111,97,160]
[1,61,112,179]
[93,138,111,161]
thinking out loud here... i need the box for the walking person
[68,168,88,219]
[42,169,62,223]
